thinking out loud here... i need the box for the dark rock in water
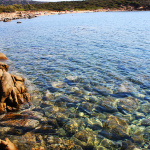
[112,92,134,98]
[0,113,39,131]
[95,97,118,113]
[64,119,79,134]
[33,125,56,134]
[144,96,150,102]
[113,83,135,98]
[117,97,139,114]
[101,115,130,140]
[28,14,35,19]
[3,18,11,22]
[140,118,150,126]
[14,132,45,149]
[141,103,150,114]
[100,138,121,149]
[73,129,100,149]
[47,135,81,150]
[17,21,22,23]
[78,102,94,115]
[64,75,79,85]
[93,86,112,96]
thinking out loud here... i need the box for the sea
[0,11,150,150]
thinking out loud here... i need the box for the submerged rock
[117,97,139,114]
[140,118,150,126]
[101,115,130,140]
[0,113,39,129]
[51,81,66,88]
[46,135,81,150]
[65,76,78,82]
[141,103,150,114]
[64,119,79,134]
[72,129,101,149]
[95,96,118,113]
[93,86,113,96]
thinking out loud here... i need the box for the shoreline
[0,8,145,22]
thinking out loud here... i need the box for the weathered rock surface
[0,113,39,130]
[0,62,9,72]
[101,115,130,140]
[0,61,30,114]
[0,53,8,60]
[117,97,139,114]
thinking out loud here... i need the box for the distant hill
[0,0,150,12]
[0,0,44,6]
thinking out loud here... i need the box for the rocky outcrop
[0,55,30,114]
[0,53,8,60]
[3,18,12,22]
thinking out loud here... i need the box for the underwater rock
[65,76,78,82]
[141,103,150,114]
[46,135,81,150]
[8,133,45,150]
[95,96,118,113]
[73,129,100,149]
[55,96,76,107]
[45,90,54,100]
[51,81,66,88]
[84,117,103,130]
[33,124,56,134]
[78,102,95,115]
[0,127,12,135]
[64,119,79,134]
[93,86,113,96]
[112,83,137,98]
[100,138,121,149]
[21,110,45,121]
[101,115,130,140]
[117,97,139,114]
[56,128,66,137]
[44,105,59,117]
[140,118,150,126]
[0,113,39,130]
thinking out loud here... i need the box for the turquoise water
[0,11,150,149]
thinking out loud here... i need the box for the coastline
[0,8,138,22]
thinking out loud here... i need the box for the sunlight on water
[0,11,150,149]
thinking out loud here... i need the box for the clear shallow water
[0,11,150,149]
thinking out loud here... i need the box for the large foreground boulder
[0,62,30,114]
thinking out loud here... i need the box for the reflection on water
[0,11,150,149]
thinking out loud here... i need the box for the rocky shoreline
[0,7,143,22]
[0,53,31,114]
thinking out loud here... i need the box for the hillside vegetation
[0,0,150,13]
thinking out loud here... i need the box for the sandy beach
[0,8,130,21]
